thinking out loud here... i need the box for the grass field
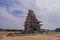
[0,32,60,40]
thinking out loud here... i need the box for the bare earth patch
[0,32,60,40]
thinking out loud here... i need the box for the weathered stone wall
[24,10,42,33]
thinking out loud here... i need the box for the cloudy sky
[0,0,60,30]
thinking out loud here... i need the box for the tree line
[0,28,60,32]
[0,29,23,32]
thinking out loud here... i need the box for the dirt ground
[0,32,60,40]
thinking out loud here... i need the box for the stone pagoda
[24,10,42,33]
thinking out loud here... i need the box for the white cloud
[0,0,60,30]
[0,7,25,29]
[35,0,60,30]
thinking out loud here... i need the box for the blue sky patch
[0,0,12,7]
[11,10,23,17]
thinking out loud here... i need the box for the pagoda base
[23,29,41,33]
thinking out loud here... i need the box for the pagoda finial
[28,9,33,13]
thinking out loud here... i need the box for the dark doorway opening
[34,27,36,31]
